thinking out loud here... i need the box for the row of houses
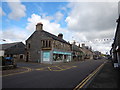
[110,2,120,68]
[110,15,120,68]
[1,23,97,64]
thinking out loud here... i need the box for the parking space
[2,62,78,77]
[35,65,77,71]
[3,60,105,77]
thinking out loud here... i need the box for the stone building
[26,23,72,64]
[93,51,102,59]
[0,42,25,61]
[71,41,85,61]
[81,43,93,60]
[111,15,120,68]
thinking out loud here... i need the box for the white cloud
[26,13,65,36]
[61,7,67,11]
[7,0,26,20]
[65,2,118,54]
[1,28,29,44]
[2,2,117,54]
[54,11,64,23]
[0,7,6,16]
[66,2,118,32]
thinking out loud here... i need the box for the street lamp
[0,39,6,44]
[2,39,6,41]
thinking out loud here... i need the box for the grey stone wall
[26,31,53,62]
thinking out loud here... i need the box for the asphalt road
[2,60,105,88]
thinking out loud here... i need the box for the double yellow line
[74,62,105,90]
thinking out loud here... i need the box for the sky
[0,0,119,54]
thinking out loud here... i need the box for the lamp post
[0,39,6,43]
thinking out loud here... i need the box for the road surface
[2,60,105,88]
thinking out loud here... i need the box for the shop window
[53,54,63,61]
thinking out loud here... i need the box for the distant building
[26,23,72,64]
[71,42,85,61]
[0,42,25,61]
[93,51,102,59]
[81,44,93,60]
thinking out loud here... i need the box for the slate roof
[81,47,93,55]
[26,30,70,45]
[0,42,25,55]
[42,30,70,45]
[71,44,80,52]
[0,42,22,50]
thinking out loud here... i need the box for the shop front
[41,50,72,64]
[52,51,72,63]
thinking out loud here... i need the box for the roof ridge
[1,42,22,45]
[42,30,70,44]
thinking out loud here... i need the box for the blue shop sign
[53,51,71,55]
[43,51,50,61]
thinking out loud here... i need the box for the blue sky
[2,2,69,29]
[0,1,119,54]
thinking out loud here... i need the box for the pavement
[87,60,120,89]
[2,59,105,89]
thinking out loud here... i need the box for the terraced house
[111,15,120,68]
[110,2,120,68]
[71,41,85,61]
[26,23,72,64]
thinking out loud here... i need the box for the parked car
[3,57,17,67]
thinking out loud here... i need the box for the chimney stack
[78,44,80,47]
[36,22,43,31]
[73,40,76,45]
[58,33,63,39]
[82,43,85,48]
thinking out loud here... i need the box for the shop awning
[53,51,71,55]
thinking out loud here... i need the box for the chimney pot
[73,40,76,45]
[58,33,63,39]
[82,43,85,48]
[36,22,43,31]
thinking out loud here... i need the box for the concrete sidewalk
[87,60,120,89]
